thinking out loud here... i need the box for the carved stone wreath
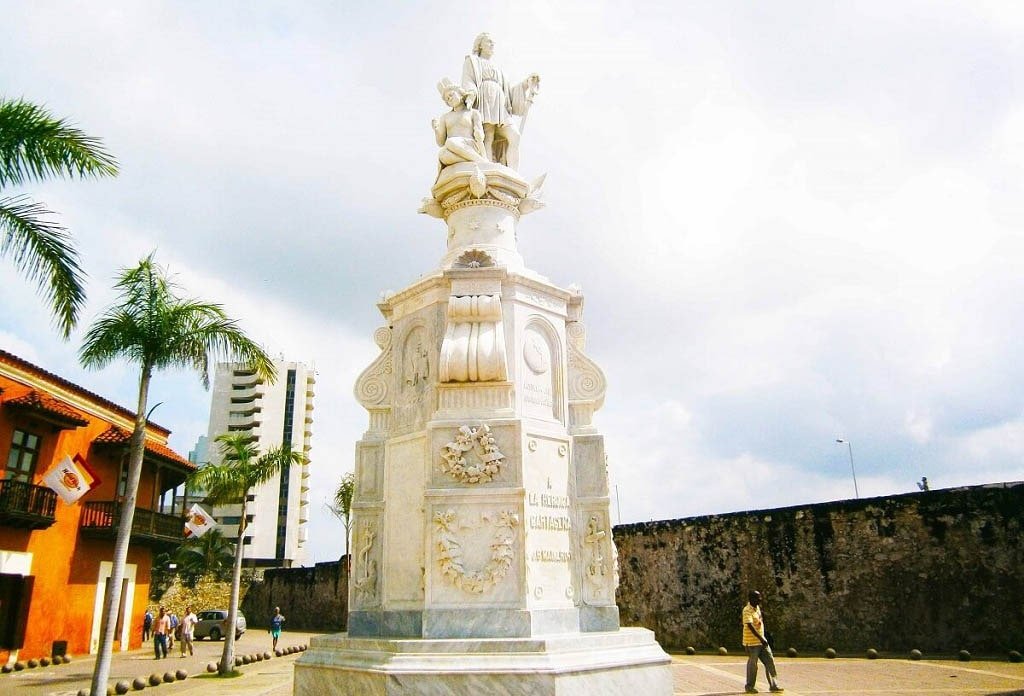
[434,509,519,594]
[440,424,505,483]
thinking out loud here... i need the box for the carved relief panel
[350,514,382,609]
[429,421,521,488]
[521,321,563,422]
[578,508,615,606]
[427,501,523,606]
[394,323,434,431]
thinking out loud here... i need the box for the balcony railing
[80,501,184,547]
[0,479,58,530]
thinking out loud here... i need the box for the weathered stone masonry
[613,482,1024,653]
[242,559,348,632]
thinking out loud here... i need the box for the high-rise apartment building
[203,360,314,567]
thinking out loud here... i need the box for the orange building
[0,349,193,665]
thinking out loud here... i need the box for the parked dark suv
[193,609,246,641]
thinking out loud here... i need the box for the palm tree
[175,528,236,584]
[326,472,355,572]
[188,433,306,675]
[0,97,118,335]
[79,254,274,695]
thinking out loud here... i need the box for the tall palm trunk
[219,498,247,674]
[90,367,151,695]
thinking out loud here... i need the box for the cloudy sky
[3,1,1023,564]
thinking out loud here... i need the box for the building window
[117,461,129,498]
[220,516,241,525]
[242,536,252,545]
[5,429,41,483]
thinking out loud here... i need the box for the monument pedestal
[296,45,671,693]
[294,628,670,696]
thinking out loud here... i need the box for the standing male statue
[461,32,540,171]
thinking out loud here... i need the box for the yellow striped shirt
[742,603,764,646]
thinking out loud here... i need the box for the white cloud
[2,2,1023,563]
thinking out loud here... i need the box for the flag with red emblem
[41,454,99,504]
[185,503,215,538]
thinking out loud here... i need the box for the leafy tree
[0,98,117,335]
[326,471,355,571]
[188,433,306,675]
[80,254,274,694]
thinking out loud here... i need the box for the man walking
[153,606,170,659]
[142,608,153,642]
[743,590,783,693]
[270,606,286,651]
[180,606,197,657]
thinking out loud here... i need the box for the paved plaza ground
[4,637,1023,696]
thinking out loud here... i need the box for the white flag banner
[41,454,97,505]
[185,503,215,538]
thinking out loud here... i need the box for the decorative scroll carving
[567,334,606,416]
[566,321,586,351]
[354,326,393,410]
[353,520,379,604]
[434,509,519,594]
[440,424,505,483]
[583,515,608,598]
[439,295,508,382]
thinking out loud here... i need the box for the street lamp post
[835,439,860,499]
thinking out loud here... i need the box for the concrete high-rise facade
[203,360,314,567]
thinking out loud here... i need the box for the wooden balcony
[0,479,57,530]
[80,501,184,547]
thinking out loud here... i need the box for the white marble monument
[294,32,671,695]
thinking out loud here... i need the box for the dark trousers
[154,634,167,659]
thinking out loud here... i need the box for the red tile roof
[93,426,195,470]
[0,349,172,437]
[4,390,89,427]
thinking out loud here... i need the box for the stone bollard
[910,649,922,660]
[133,676,147,690]
[957,650,971,662]
[175,669,188,680]
[206,662,218,673]
[162,671,176,683]
[148,673,162,686]
[717,646,728,655]
[684,646,695,655]
[786,648,798,658]
[866,648,878,659]
[824,648,837,659]
[115,680,131,694]
[27,659,38,668]
[40,657,51,667]
[1009,650,1022,663]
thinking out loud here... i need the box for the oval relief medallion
[523,333,550,374]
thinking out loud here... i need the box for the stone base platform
[293,627,671,695]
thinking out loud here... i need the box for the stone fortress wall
[613,481,1024,654]
[242,560,349,632]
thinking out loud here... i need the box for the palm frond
[0,98,118,187]
[79,253,274,387]
[188,434,306,507]
[0,194,85,336]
